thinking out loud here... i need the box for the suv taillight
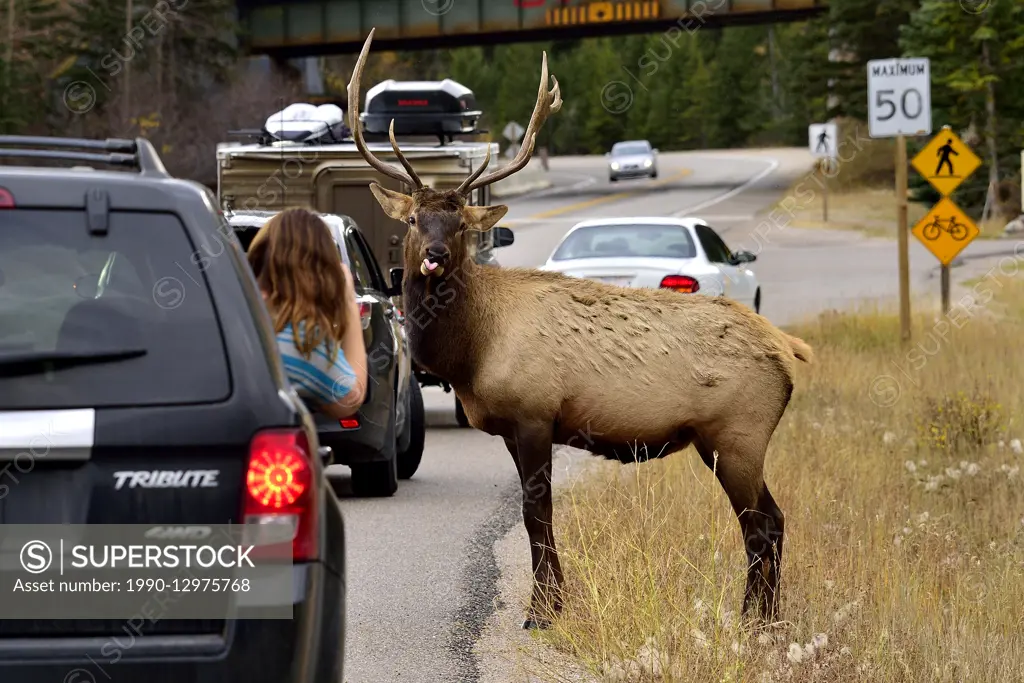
[358,301,371,329]
[660,275,700,293]
[0,188,14,208]
[243,429,318,562]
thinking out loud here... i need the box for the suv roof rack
[0,135,170,177]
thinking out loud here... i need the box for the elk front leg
[504,424,563,629]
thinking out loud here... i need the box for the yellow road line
[523,167,692,220]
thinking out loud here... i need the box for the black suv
[0,136,345,683]
[226,210,425,498]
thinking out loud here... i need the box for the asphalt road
[332,149,1022,683]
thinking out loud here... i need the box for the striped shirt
[276,323,356,406]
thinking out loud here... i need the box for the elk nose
[426,245,450,262]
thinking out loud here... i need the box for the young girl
[247,208,368,418]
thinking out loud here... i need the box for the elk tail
[783,333,813,363]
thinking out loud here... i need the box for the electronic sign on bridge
[542,1,661,24]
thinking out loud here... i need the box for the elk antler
[461,51,561,195]
[348,28,424,190]
[454,143,492,195]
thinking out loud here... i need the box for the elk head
[348,28,561,278]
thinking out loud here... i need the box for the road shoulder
[473,449,601,683]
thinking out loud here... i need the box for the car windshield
[0,209,230,409]
[550,224,697,261]
[611,142,650,156]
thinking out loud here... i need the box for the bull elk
[348,28,812,628]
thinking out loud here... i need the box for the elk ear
[462,204,508,232]
[369,182,414,221]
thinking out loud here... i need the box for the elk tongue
[420,258,444,276]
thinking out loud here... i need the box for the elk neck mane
[401,250,493,388]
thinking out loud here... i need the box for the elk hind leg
[695,433,784,624]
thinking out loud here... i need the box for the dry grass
[783,186,929,238]
[527,277,1024,682]
[782,186,1007,240]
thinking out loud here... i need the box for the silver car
[607,140,658,182]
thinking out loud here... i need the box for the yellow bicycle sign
[921,215,970,242]
[911,197,979,266]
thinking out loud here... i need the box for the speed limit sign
[867,57,931,138]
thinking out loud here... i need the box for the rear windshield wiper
[0,348,147,376]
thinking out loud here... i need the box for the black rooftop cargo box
[361,79,483,141]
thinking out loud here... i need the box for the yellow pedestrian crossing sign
[911,197,979,266]
[910,127,981,196]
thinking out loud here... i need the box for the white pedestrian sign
[808,123,837,158]
[866,57,932,138]
[503,121,525,142]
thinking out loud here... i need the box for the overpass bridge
[240,0,826,58]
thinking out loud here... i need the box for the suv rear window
[227,216,354,271]
[0,209,230,408]
[551,224,697,260]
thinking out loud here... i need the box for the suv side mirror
[652,148,659,154]
[386,267,404,297]
[494,226,515,248]
[729,250,756,265]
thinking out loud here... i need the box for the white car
[539,216,761,313]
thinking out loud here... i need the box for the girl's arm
[315,263,368,419]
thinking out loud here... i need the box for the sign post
[896,133,910,330]
[867,57,932,342]
[909,125,982,314]
[941,265,950,313]
[502,120,525,161]
[809,122,837,222]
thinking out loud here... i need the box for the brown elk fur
[349,29,812,629]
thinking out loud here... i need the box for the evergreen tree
[680,41,714,150]
[827,0,921,120]
[0,0,72,133]
[706,26,770,148]
[775,18,831,145]
[4,0,1024,189]
[900,0,1024,213]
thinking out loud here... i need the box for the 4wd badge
[144,526,213,540]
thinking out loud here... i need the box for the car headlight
[610,162,620,170]
[643,158,652,167]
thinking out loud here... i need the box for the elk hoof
[522,617,551,630]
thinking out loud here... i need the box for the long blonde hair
[247,208,350,360]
